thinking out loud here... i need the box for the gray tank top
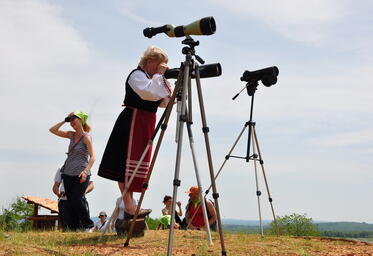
[60,133,89,176]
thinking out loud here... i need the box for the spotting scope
[164,63,221,79]
[143,17,216,38]
[240,66,279,87]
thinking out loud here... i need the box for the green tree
[0,197,33,231]
[269,213,320,236]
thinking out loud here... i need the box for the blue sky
[1,0,372,223]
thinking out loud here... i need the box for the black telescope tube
[164,63,222,79]
[143,25,170,38]
[240,66,279,82]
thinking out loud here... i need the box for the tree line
[1,197,372,239]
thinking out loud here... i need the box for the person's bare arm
[206,201,217,226]
[52,182,61,197]
[79,135,96,182]
[176,201,183,216]
[49,112,74,138]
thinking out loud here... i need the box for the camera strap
[69,133,86,154]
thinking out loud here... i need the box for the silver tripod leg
[167,62,189,256]
[194,64,227,256]
[185,109,213,245]
[251,131,264,237]
[187,123,248,230]
[210,123,248,192]
[252,126,279,235]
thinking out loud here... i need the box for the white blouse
[128,70,172,101]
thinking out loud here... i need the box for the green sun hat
[73,111,88,126]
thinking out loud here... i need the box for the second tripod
[213,81,280,237]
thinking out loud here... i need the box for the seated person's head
[186,186,200,201]
[99,211,107,222]
[163,195,172,207]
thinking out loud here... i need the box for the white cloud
[0,0,90,76]
[0,0,126,153]
[209,0,342,44]
[118,1,162,26]
[306,129,373,147]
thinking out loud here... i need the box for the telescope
[164,63,222,79]
[240,66,279,87]
[143,17,216,38]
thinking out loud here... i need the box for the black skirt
[98,107,156,192]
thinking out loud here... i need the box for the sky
[1,0,373,223]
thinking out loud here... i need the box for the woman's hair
[139,46,168,68]
[83,123,91,133]
[163,195,172,204]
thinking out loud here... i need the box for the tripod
[117,36,227,256]
[202,81,280,237]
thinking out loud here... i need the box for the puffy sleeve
[128,70,172,101]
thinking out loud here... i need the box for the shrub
[269,213,320,236]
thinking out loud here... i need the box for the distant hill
[222,218,271,226]
[220,219,373,238]
[316,222,373,232]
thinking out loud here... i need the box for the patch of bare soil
[1,230,373,256]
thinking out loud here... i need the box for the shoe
[138,208,152,218]
[124,208,152,219]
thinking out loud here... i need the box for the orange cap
[186,186,200,195]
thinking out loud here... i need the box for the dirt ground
[0,230,373,256]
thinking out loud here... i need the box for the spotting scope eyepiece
[143,17,216,38]
[164,63,222,79]
[240,66,279,87]
[143,24,173,38]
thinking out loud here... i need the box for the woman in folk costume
[49,111,95,230]
[98,46,172,217]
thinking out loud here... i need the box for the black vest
[123,68,162,113]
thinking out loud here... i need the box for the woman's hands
[79,170,88,183]
[49,113,74,138]
[157,62,168,75]
[64,112,75,122]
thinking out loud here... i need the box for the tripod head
[181,36,204,64]
[233,66,279,100]
[232,81,259,100]
[246,81,259,96]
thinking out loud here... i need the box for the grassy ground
[0,230,372,256]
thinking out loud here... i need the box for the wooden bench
[22,196,59,230]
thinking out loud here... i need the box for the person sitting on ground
[111,196,138,235]
[158,195,183,229]
[92,211,109,232]
[185,186,217,231]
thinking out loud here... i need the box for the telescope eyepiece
[143,25,171,38]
